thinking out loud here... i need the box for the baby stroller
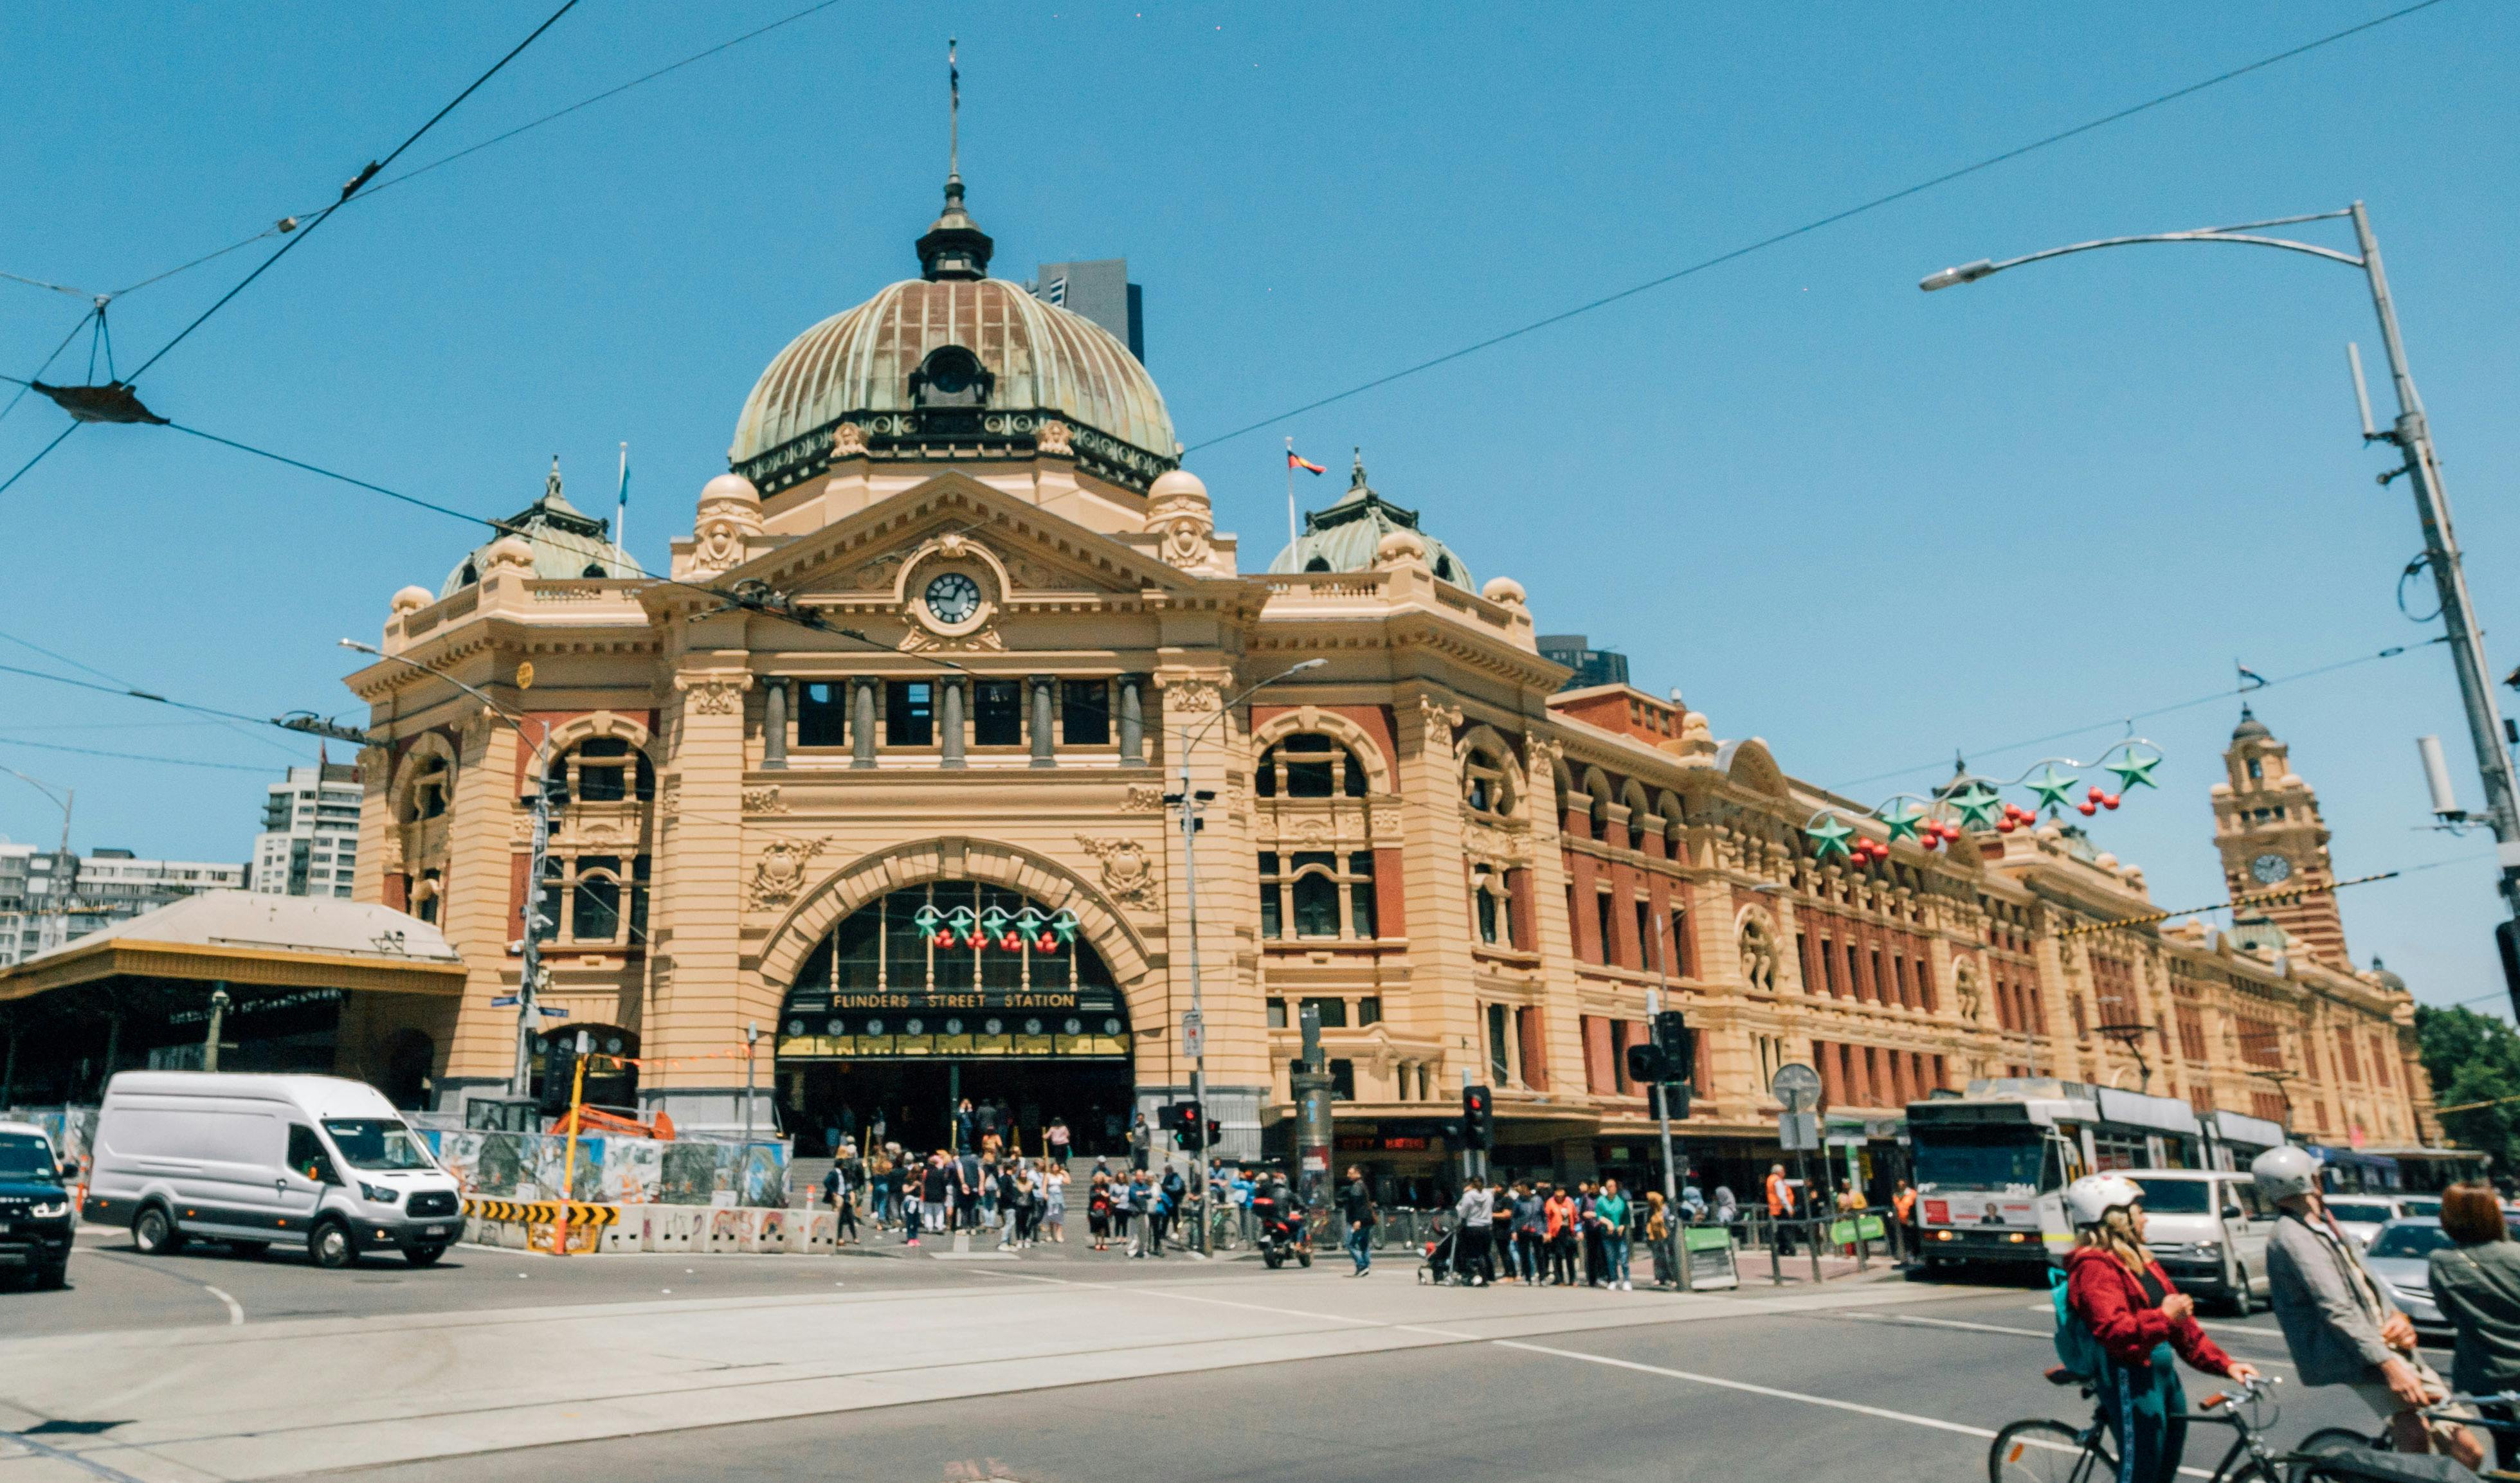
[1417,1221,1463,1285]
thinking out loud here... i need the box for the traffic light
[1624,1042,1667,1085]
[1462,1084,1494,1151]
[1159,1099,1203,1140]
[1647,1081,1692,1121]
[1653,1009,1694,1074]
[537,1035,577,1117]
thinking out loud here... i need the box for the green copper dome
[1268,454,1474,590]
[441,460,637,597]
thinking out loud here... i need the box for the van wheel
[309,1219,357,1269]
[132,1205,185,1255]
[404,1244,446,1268]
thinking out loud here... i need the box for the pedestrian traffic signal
[1624,1043,1667,1085]
[1647,1081,1692,1121]
[1462,1084,1494,1151]
[1159,1098,1202,1136]
[1653,1009,1694,1068]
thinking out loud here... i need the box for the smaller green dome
[442,460,638,597]
[1268,453,1474,589]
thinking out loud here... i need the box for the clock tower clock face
[2249,852,2293,886]
[923,571,981,625]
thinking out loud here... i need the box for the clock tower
[2211,706,2352,969]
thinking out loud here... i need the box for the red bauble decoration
[1037,933,1059,953]
[1997,819,2017,834]
[2087,785,2105,802]
[2103,794,2121,810]
[931,930,956,949]
[1000,931,1024,953]
[2077,801,2098,816]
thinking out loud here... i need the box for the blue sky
[1,2,2514,1010]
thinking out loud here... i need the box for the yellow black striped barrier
[462,1198,619,1227]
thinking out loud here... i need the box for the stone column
[939,678,966,768]
[852,679,878,769]
[1118,675,1145,764]
[761,678,788,770]
[1029,676,1056,769]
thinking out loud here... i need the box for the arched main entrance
[774,881,1134,1158]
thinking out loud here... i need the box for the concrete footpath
[0,1267,1957,1483]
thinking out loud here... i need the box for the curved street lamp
[1166,656,1326,1253]
[342,637,557,1097]
[1922,202,2520,1003]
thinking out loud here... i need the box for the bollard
[1809,1221,1823,1286]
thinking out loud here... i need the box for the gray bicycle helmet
[2251,1145,2319,1205]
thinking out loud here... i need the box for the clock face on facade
[923,571,981,625]
[2250,852,2293,886]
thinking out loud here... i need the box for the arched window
[1303,556,1332,573]
[401,755,451,823]
[909,345,993,408]
[1462,746,1516,820]
[533,854,650,946]
[545,736,656,807]
[1623,786,1649,851]
[1255,732,1370,799]
[581,562,607,579]
[1470,868,1513,947]
[786,883,1119,1018]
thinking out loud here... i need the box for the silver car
[2325,1196,2427,1250]
[2359,1217,2454,1336]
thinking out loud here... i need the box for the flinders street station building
[320,171,2442,1191]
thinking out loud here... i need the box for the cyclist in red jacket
[2063,1174,2260,1483]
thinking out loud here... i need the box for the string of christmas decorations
[1802,739,2165,865]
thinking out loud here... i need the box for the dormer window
[910,345,992,408]
[2247,759,2262,780]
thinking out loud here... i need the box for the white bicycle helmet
[2251,1145,2319,1205]
[2066,1173,2144,1227]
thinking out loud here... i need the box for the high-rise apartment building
[1029,258,1143,363]
[0,843,244,966]
[251,762,364,898]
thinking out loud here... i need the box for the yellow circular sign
[515,661,536,691]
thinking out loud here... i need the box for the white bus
[1907,1077,2204,1272]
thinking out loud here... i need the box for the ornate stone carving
[1738,912,1780,995]
[749,837,828,910]
[1076,835,1157,909]
[1157,512,1211,570]
[1161,678,1222,714]
[678,674,746,716]
[687,475,762,579]
[1953,958,1984,1024]
[899,625,1006,653]
[658,773,682,814]
[830,420,869,458]
[1419,696,1464,758]
[743,785,788,814]
[1035,418,1073,456]
[1119,785,1167,814]
[1145,468,1214,571]
[693,516,746,575]
[854,552,906,592]
[1368,804,1403,834]
[1462,823,1531,870]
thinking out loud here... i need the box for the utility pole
[203,984,231,1073]
[742,1021,759,1147]
[2348,203,2520,976]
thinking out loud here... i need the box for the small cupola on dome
[440,458,638,596]
[916,40,992,281]
[1269,450,1476,590]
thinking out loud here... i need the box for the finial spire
[916,36,993,280]
[1350,446,1368,490]
[545,455,562,504]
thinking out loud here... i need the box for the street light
[341,636,556,1096]
[1921,204,2520,1011]
[1165,655,1327,1254]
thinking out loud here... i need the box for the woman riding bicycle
[2063,1174,2260,1483]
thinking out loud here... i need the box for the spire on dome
[917,37,993,281]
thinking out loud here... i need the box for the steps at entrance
[788,1156,834,1207]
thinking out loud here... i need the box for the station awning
[0,890,467,1002]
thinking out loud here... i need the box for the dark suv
[0,1122,75,1289]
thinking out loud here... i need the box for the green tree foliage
[2415,1005,2520,1179]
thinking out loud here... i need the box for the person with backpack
[2060,1174,2257,1483]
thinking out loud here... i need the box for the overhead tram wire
[0,0,849,316]
[172,420,962,669]
[0,625,306,761]
[1183,0,2458,453]
[120,0,584,388]
[1826,636,2447,793]
[0,737,276,775]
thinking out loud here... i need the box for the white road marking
[1838,1311,2050,1338]
[1498,1339,2219,1479]
[201,1285,244,1326]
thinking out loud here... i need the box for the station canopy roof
[0,890,466,1002]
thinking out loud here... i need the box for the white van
[84,1072,463,1269]
[2128,1167,2271,1313]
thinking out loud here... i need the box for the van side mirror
[58,1160,78,1181]
[2223,1204,2245,1221]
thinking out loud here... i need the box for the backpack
[2049,1266,2110,1380]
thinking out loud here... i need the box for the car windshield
[2132,1180,2212,1214]
[2328,1201,2397,1225]
[2369,1223,2452,1259]
[1913,1129,2049,1190]
[322,1119,435,1171]
[0,1132,60,1182]
[2400,1198,2442,1218]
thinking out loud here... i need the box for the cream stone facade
[341,175,2445,1190]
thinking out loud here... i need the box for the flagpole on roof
[1285,438,1299,553]
[615,441,630,573]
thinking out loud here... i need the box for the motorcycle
[1250,1188,1312,1270]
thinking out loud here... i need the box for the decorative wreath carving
[750,838,828,910]
[1075,836,1157,909]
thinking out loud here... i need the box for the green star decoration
[1949,782,2002,831]
[1878,800,1926,844]
[1805,814,1855,861]
[2105,747,2163,792]
[2026,764,2081,814]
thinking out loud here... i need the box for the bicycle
[2294,1387,2517,1482]
[1990,1371,2294,1483]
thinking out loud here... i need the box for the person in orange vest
[1766,1163,1799,1256]
[1890,1179,1918,1260]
